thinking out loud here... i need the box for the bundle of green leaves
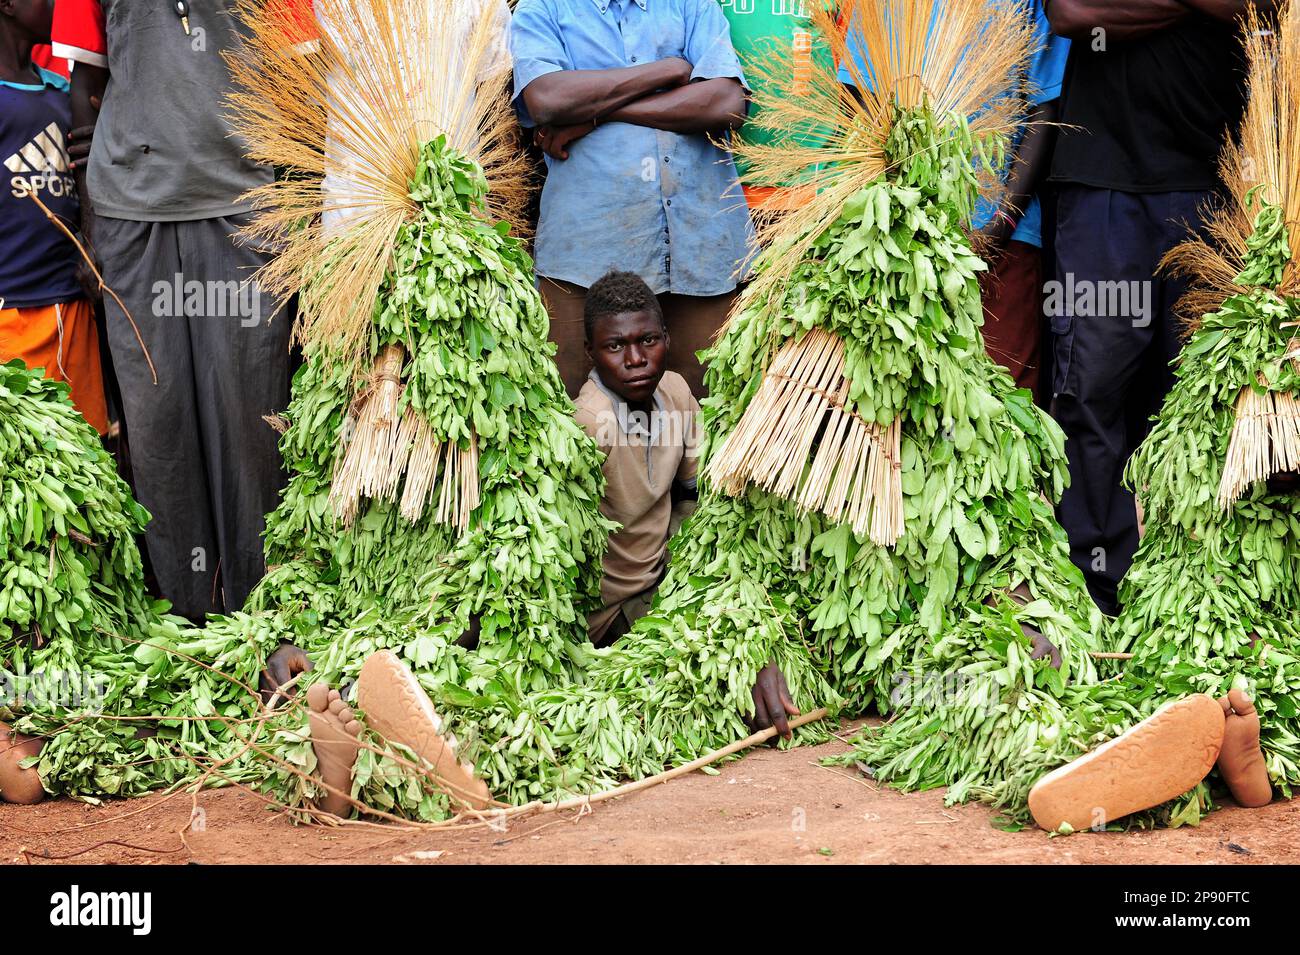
[746,109,1108,815]
[858,197,1300,831]
[427,106,1109,815]
[0,361,151,650]
[1116,198,1300,811]
[233,138,615,814]
[4,138,616,815]
[0,361,280,798]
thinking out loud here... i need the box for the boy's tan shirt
[574,370,700,642]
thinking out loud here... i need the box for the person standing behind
[974,1,1067,403]
[0,0,106,435]
[720,0,835,214]
[51,0,292,621]
[838,1,1066,400]
[511,0,756,399]
[1046,0,1255,615]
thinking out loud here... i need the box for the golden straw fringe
[1164,2,1300,327]
[1218,374,1300,507]
[225,0,530,384]
[726,0,1034,319]
[708,328,903,545]
[330,344,480,529]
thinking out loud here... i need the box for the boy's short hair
[583,270,665,342]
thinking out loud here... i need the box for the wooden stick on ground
[506,707,831,819]
[208,704,831,833]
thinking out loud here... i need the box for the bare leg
[1216,689,1271,808]
[0,722,46,805]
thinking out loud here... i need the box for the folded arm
[1046,0,1194,40]
[521,57,691,127]
[602,77,747,135]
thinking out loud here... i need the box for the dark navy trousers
[1050,185,1210,615]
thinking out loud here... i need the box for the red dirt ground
[3,726,1297,865]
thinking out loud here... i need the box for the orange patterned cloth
[0,298,108,434]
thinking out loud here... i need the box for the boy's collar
[588,368,665,442]
[0,65,69,92]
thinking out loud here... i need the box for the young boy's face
[587,309,669,405]
[1,0,53,41]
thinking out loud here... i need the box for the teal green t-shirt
[720,0,835,191]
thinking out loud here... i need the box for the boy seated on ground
[572,271,700,647]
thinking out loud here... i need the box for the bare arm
[1007,101,1059,214]
[602,77,747,135]
[984,99,1060,245]
[1047,0,1191,40]
[68,64,106,193]
[521,57,692,127]
[68,63,106,290]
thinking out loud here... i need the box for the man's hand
[259,642,313,705]
[67,95,100,172]
[748,661,800,740]
[1025,624,1063,670]
[663,56,694,87]
[534,121,595,161]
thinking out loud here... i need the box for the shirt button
[666,199,672,207]
[631,55,638,62]
[663,156,670,163]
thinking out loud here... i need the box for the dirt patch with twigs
[3,724,1298,865]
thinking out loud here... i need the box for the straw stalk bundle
[706,0,1033,546]
[708,328,902,545]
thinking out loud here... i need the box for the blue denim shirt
[512,0,757,295]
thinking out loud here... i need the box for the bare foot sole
[0,721,46,805]
[307,684,362,818]
[1217,689,1271,808]
[355,650,493,810]
[1028,694,1225,832]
